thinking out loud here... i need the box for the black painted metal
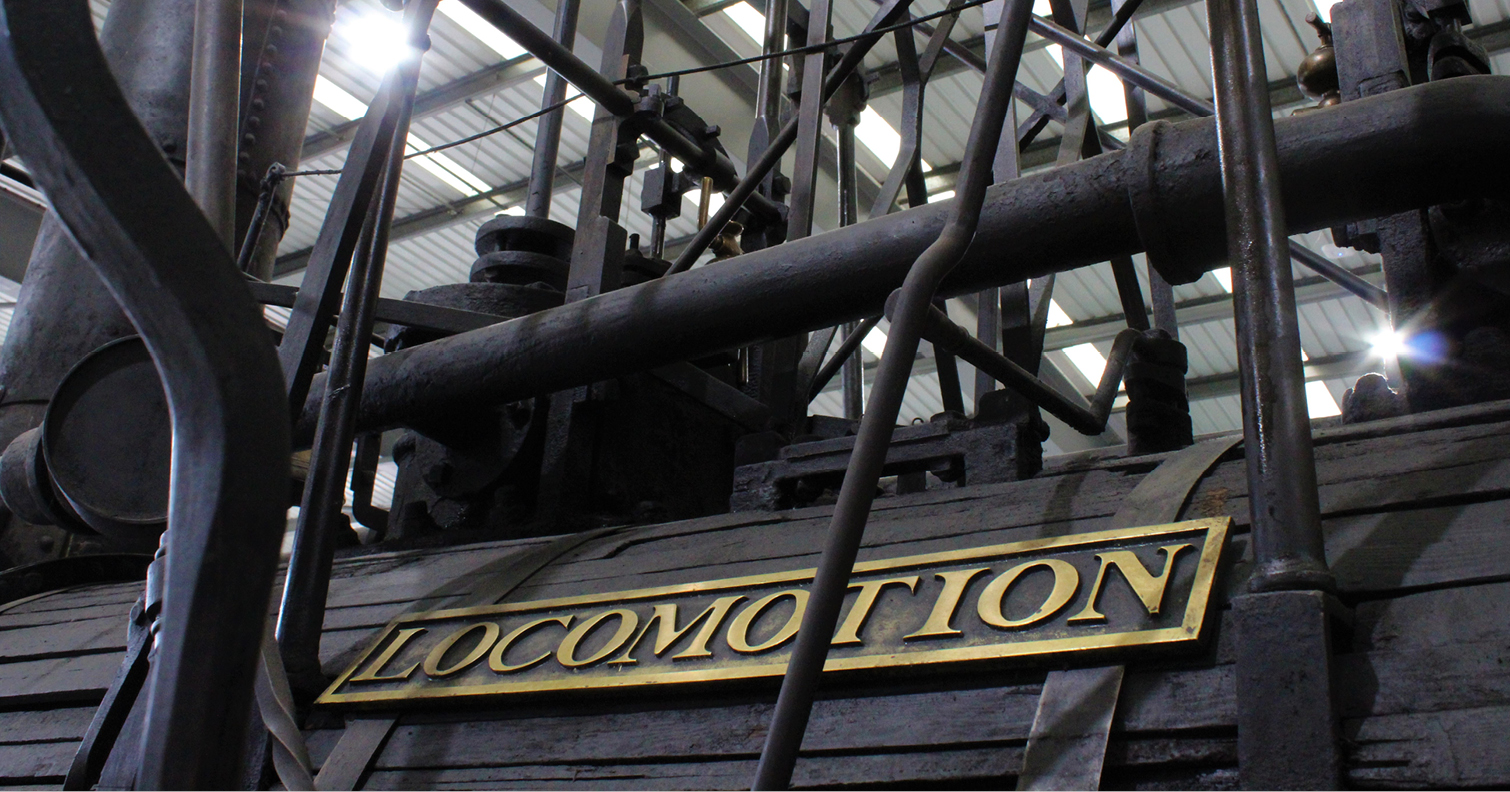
[808,316,883,402]
[294,78,1510,444]
[923,304,1138,434]
[668,0,919,274]
[0,0,195,478]
[0,1,290,785]
[751,0,1037,784]
[458,0,749,198]
[1209,0,1331,594]
[237,162,285,274]
[525,0,580,220]
[277,0,431,696]
[277,53,413,419]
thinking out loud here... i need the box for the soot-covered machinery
[0,0,1509,787]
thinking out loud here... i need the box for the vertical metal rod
[751,0,1036,785]
[751,0,788,190]
[525,0,580,219]
[836,111,863,421]
[186,0,242,248]
[275,2,430,691]
[649,74,679,259]
[787,0,833,240]
[1208,0,1331,590]
[236,162,284,274]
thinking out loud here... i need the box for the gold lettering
[609,595,746,665]
[557,609,640,668]
[904,568,992,641]
[832,576,920,646]
[422,622,500,678]
[488,616,573,673]
[726,590,808,654]
[977,560,1080,630]
[349,627,428,683]
[1067,544,1193,624]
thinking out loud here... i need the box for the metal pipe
[752,0,1036,784]
[669,0,918,273]
[186,0,242,248]
[295,78,1510,442]
[525,0,580,219]
[1287,239,1388,309]
[1029,16,1213,116]
[277,0,430,693]
[1208,0,1330,591]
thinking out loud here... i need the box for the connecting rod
[296,77,1510,443]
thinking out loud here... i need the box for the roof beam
[1042,266,1385,351]
[1184,350,1372,400]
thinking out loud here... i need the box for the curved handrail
[0,2,290,787]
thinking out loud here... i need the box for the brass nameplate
[319,518,1230,707]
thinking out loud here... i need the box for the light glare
[1211,267,1234,293]
[1370,329,1407,359]
[337,13,414,74]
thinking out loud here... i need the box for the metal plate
[320,517,1230,708]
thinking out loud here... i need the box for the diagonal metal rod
[671,0,918,274]
[808,315,883,401]
[750,0,1037,786]
[276,0,432,694]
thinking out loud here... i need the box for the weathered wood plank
[0,617,123,663]
[1346,704,1510,788]
[0,653,118,707]
[0,740,75,781]
[0,707,95,745]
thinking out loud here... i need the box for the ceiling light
[312,76,369,121]
[337,12,416,74]
[1369,329,1408,359]
[1063,342,1107,383]
[437,0,527,60]
[1305,380,1341,418]
[1211,267,1233,293]
[930,189,955,203]
[723,1,767,44]
[499,206,526,216]
[533,74,595,120]
[1033,0,1053,16]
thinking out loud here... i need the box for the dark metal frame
[0,1,290,785]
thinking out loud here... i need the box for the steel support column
[1208,0,1341,783]
[187,0,242,247]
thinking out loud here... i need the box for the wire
[622,0,995,84]
[284,0,994,180]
